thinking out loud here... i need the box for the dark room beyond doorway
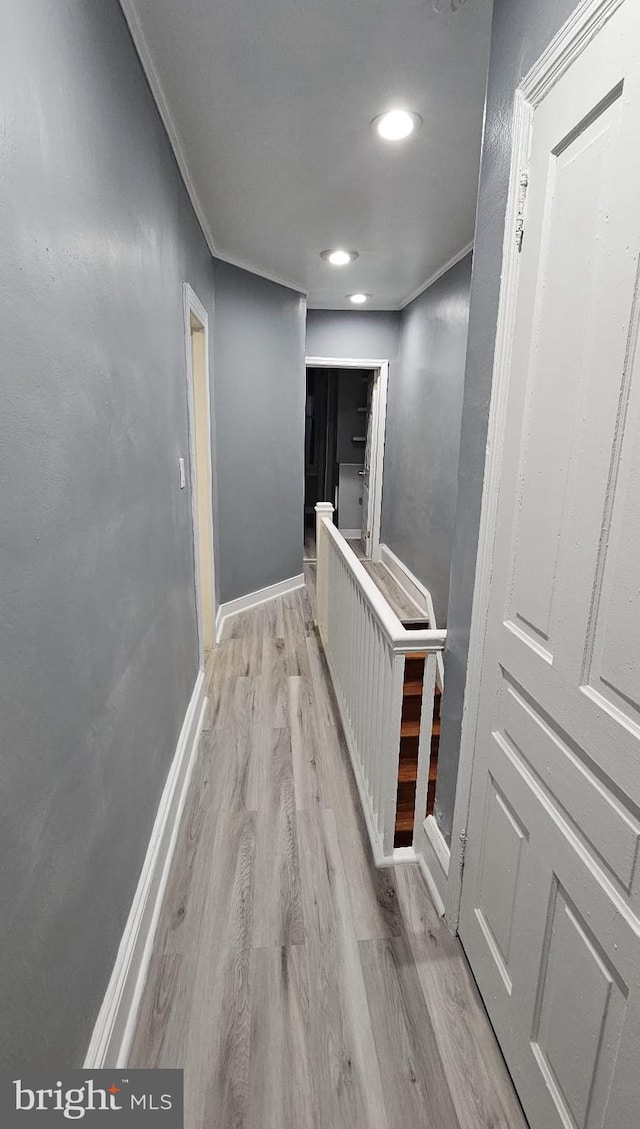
[304,366,374,560]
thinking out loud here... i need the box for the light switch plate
[178,456,186,489]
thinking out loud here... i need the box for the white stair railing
[315,503,446,864]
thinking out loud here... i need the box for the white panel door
[459,5,640,1129]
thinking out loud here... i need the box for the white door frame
[445,0,625,931]
[305,355,389,561]
[184,282,216,669]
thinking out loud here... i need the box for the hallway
[129,580,526,1129]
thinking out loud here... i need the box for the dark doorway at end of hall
[303,366,374,560]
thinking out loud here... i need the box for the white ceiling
[121,0,493,309]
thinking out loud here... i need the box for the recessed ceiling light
[349,293,370,305]
[320,249,359,266]
[372,109,422,141]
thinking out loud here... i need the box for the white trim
[305,356,389,563]
[521,0,626,105]
[425,813,451,875]
[319,514,446,653]
[305,355,389,368]
[445,90,530,934]
[339,528,362,540]
[119,1,215,258]
[84,670,207,1068]
[415,818,450,919]
[417,858,445,918]
[118,0,307,297]
[379,543,434,623]
[379,544,444,687]
[215,573,305,642]
[399,241,474,310]
[212,246,307,296]
[444,0,624,933]
[184,284,217,664]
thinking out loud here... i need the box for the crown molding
[119,0,308,296]
[399,241,474,310]
[212,247,307,295]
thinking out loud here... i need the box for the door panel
[507,94,621,656]
[588,414,640,716]
[501,680,640,895]
[459,5,640,1128]
[531,877,628,1129]
[475,773,529,992]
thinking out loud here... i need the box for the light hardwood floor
[303,526,316,561]
[361,560,426,621]
[129,581,528,1129]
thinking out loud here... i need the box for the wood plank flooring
[346,536,367,560]
[129,581,528,1129]
[362,560,426,622]
[345,538,426,621]
[303,526,316,561]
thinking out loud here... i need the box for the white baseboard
[84,669,207,1068]
[215,573,305,642]
[339,528,362,540]
[415,815,450,918]
[379,543,435,624]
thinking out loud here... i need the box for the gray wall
[305,309,400,364]
[434,0,581,842]
[213,260,306,604]
[382,255,472,626]
[0,0,215,1068]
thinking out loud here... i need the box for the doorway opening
[184,284,216,665]
[304,356,389,562]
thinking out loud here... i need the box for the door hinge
[515,171,529,252]
[458,828,468,871]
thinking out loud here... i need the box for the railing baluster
[313,503,445,864]
[352,588,363,754]
[413,652,437,846]
[357,599,368,788]
[371,626,386,824]
[381,651,406,855]
[347,568,357,732]
[362,606,375,790]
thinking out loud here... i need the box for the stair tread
[396,756,438,783]
[401,719,442,738]
[394,810,415,832]
[397,760,418,783]
[394,829,413,848]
